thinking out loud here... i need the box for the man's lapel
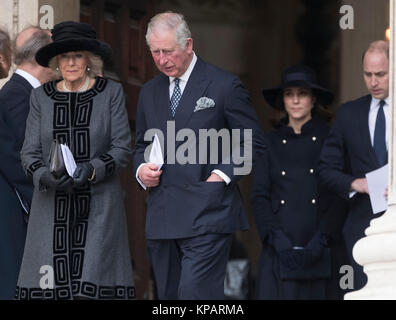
[174,58,211,132]
[153,73,173,135]
[358,95,379,167]
[152,58,211,163]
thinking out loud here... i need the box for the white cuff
[136,163,147,190]
[212,169,231,185]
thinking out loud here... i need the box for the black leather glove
[300,232,327,267]
[40,170,73,190]
[268,229,292,252]
[73,163,94,187]
[268,229,304,269]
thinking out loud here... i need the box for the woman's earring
[56,67,59,71]
[87,66,91,71]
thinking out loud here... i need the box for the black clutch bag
[49,140,66,178]
[279,248,331,281]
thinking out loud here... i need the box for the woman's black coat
[251,117,348,299]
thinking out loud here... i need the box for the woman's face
[58,51,89,83]
[0,51,11,79]
[283,86,315,122]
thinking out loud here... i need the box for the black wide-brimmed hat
[262,65,334,109]
[35,21,112,67]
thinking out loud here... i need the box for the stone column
[0,0,79,88]
[345,0,396,300]
[0,0,39,87]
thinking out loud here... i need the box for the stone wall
[0,0,79,88]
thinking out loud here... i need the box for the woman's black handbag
[49,140,66,178]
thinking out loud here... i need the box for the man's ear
[186,38,193,53]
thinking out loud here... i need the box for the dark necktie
[170,78,181,117]
[373,100,387,166]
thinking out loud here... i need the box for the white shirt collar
[15,69,41,89]
[370,96,389,110]
[169,52,197,84]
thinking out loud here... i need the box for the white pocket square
[194,97,215,112]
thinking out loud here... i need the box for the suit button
[184,183,189,188]
[281,171,286,176]
[310,169,314,174]
[281,200,285,205]
[312,136,317,141]
[282,139,287,144]
[312,199,316,204]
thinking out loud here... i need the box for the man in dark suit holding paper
[319,41,389,291]
[0,26,52,299]
[133,12,266,299]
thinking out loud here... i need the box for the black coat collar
[276,117,325,137]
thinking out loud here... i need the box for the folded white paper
[61,144,77,177]
[366,164,388,214]
[149,134,164,171]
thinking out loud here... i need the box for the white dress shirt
[136,52,231,189]
[168,52,197,97]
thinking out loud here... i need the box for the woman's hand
[40,170,73,190]
[73,163,94,187]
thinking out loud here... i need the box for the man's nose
[159,52,167,65]
[371,76,378,87]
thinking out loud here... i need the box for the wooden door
[80,0,155,299]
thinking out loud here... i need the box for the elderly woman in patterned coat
[252,65,348,300]
[16,21,135,300]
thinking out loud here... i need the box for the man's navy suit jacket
[133,57,266,239]
[0,73,34,208]
[319,94,383,237]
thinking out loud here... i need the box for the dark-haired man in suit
[133,12,265,299]
[0,26,53,299]
[319,40,389,292]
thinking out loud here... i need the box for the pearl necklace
[62,76,91,92]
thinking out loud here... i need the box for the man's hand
[138,163,162,187]
[206,173,224,182]
[351,178,369,194]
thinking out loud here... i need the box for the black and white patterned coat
[16,77,135,300]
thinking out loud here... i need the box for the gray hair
[13,26,51,65]
[0,27,11,64]
[146,12,191,49]
[48,51,103,79]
